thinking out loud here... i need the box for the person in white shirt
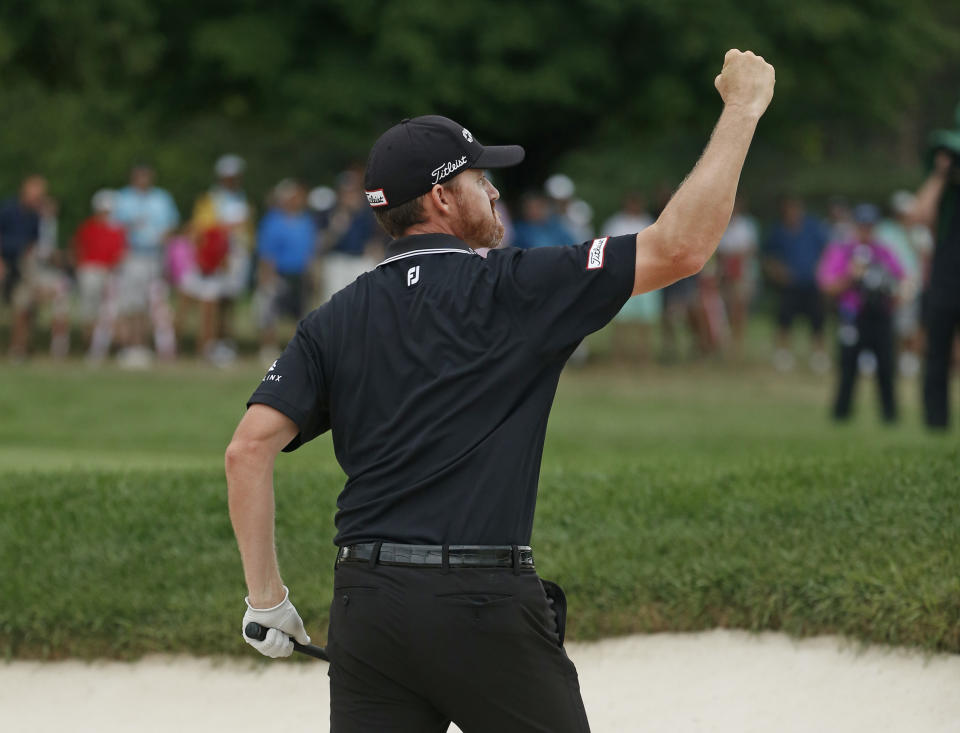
[603,192,658,362]
[716,195,759,356]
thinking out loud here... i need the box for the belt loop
[511,544,520,576]
[441,543,450,574]
[369,541,382,568]
[334,546,342,570]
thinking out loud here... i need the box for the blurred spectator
[649,184,708,362]
[764,194,830,373]
[181,154,254,364]
[827,196,855,243]
[911,145,960,429]
[818,203,904,423]
[545,173,594,242]
[72,189,127,357]
[874,190,934,377]
[0,176,71,359]
[308,185,337,232]
[603,192,659,362]
[716,195,759,357]
[320,168,384,303]
[112,164,179,366]
[514,192,575,249]
[256,179,316,360]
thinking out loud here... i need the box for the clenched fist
[715,49,775,118]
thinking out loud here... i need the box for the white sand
[2,630,958,733]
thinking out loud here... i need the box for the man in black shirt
[226,49,775,732]
[912,144,960,428]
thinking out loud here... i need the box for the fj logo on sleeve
[586,237,609,270]
[407,266,421,287]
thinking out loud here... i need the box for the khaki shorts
[76,266,121,323]
[11,251,70,312]
[118,255,162,314]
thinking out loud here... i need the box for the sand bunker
[2,630,958,732]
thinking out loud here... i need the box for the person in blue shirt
[111,164,180,364]
[764,194,830,373]
[256,179,317,357]
[319,169,386,303]
[513,192,576,249]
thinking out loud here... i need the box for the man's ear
[428,183,456,215]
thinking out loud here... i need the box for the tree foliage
[0,0,957,229]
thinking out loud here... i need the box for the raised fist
[714,49,775,118]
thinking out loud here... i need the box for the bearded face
[451,171,504,249]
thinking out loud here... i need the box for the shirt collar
[379,233,476,266]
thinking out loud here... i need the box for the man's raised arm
[633,49,775,295]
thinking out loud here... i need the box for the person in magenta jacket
[818,203,905,422]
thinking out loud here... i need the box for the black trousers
[326,562,590,733]
[778,284,826,334]
[833,311,896,422]
[923,301,960,428]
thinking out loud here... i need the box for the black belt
[336,542,535,570]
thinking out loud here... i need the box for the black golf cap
[364,115,525,210]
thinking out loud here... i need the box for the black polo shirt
[248,232,636,546]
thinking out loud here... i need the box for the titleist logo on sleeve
[586,237,609,270]
[431,155,468,185]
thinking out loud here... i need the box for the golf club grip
[244,621,329,661]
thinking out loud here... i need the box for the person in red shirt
[72,190,127,352]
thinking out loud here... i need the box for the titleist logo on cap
[366,189,388,207]
[431,155,468,185]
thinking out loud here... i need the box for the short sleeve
[496,234,636,356]
[247,320,331,451]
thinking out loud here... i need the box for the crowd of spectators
[0,151,955,427]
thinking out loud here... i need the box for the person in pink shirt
[818,203,905,423]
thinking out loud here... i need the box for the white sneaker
[206,340,237,368]
[809,350,830,375]
[899,352,920,378]
[117,346,154,370]
[858,351,878,376]
[773,348,795,372]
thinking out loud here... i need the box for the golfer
[226,49,774,732]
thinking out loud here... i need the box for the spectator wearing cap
[716,195,760,357]
[545,173,594,242]
[874,190,935,377]
[181,154,254,363]
[255,179,317,359]
[318,168,385,304]
[818,203,905,423]
[513,192,575,249]
[72,190,127,353]
[764,194,830,373]
[111,164,179,365]
[603,192,659,362]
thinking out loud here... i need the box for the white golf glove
[242,585,311,658]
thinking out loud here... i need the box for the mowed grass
[1,357,958,659]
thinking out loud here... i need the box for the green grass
[1,358,958,659]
